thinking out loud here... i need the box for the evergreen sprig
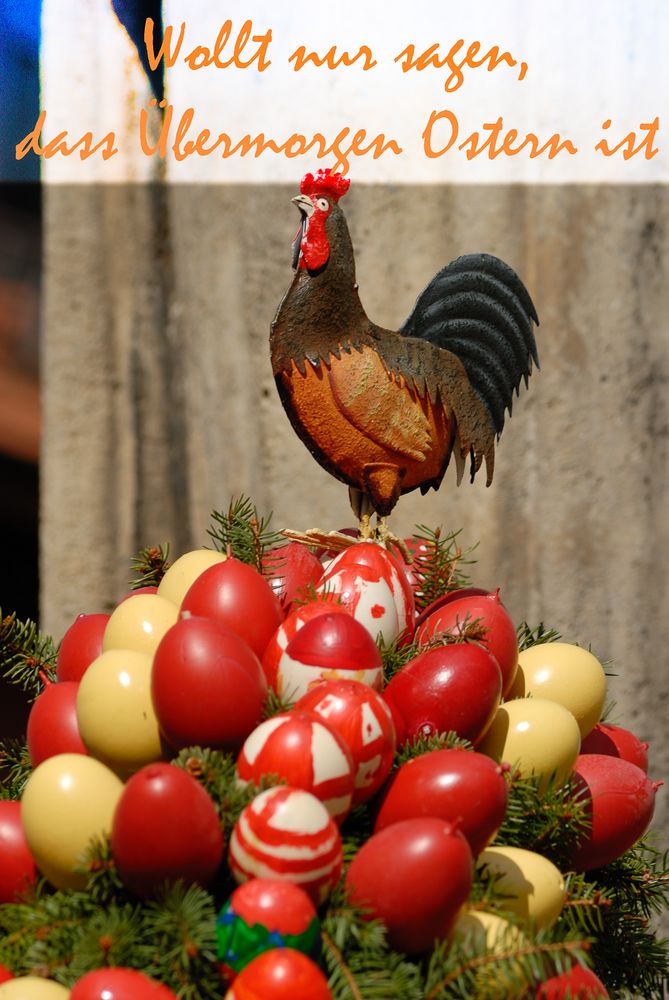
[0,738,32,799]
[380,624,487,683]
[516,621,562,651]
[208,496,283,571]
[0,610,57,697]
[393,731,474,769]
[129,543,170,590]
[408,526,477,612]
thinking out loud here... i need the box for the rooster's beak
[291,196,314,270]
[292,194,314,216]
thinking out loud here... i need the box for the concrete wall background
[41,181,669,832]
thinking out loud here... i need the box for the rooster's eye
[315,197,329,212]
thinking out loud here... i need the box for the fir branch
[409,526,477,612]
[380,625,487,684]
[76,835,129,908]
[0,738,32,799]
[393,732,473,769]
[0,610,57,697]
[207,496,283,571]
[129,543,170,590]
[495,771,590,869]
[261,686,294,719]
[516,621,562,652]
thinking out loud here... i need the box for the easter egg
[151,616,267,752]
[295,680,396,803]
[262,542,324,612]
[0,979,70,999]
[535,963,609,998]
[345,818,473,954]
[69,968,178,999]
[317,542,414,644]
[0,801,37,902]
[382,643,502,745]
[580,722,649,772]
[237,712,355,823]
[56,612,109,682]
[111,762,223,898]
[224,948,332,999]
[76,650,163,777]
[216,879,320,979]
[21,754,123,890]
[476,846,566,929]
[262,600,349,693]
[478,698,581,789]
[568,754,660,871]
[156,548,227,606]
[229,787,342,905]
[416,589,518,696]
[278,613,383,705]
[0,969,11,984]
[453,910,527,995]
[510,642,606,738]
[181,559,283,660]
[374,749,508,856]
[103,594,178,657]
[27,680,88,766]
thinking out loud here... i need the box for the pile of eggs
[0,537,661,998]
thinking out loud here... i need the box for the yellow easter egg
[77,649,165,777]
[510,642,606,738]
[478,698,581,789]
[454,910,526,997]
[157,549,227,606]
[21,754,123,890]
[0,978,70,999]
[477,846,566,929]
[103,594,178,656]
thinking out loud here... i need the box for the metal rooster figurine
[271,169,539,545]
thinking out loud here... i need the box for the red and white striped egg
[317,543,415,645]
[229,786,343,905]
[276,613,383,705]
[261,600,350,694]
[236,712,356,824]
[295,680,396,804]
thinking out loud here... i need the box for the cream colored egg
[157,549,227,606]
[0,978,70,999]
[477,846,566,929]
[77,649,165,777]
[454,910,526,996]
[103,594,178,656]
[21,754,123,890]
[510,642,606,738]
[478,698,581,789]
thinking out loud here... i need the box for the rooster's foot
[375,517,411,563]
[282,528,358,553]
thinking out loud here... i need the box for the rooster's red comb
[300,169,350,203]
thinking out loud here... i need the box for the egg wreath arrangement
[0,496,666,1000]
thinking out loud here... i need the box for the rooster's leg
[349,487,375,540]
[376,516,411,563]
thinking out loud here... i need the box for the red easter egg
[0,965,13,983]
[27,680,88,766]
[152,616,266,752]
[279,613,383,704]
[111,762,223,898]
[382,643,502,746]
[569,755,661,871]
[56,613,110,682]
[345,817,473,954]
[581,722,649,772]
[375,749,508,856]
[535,963,609,998]
[295,680,396,804]
[262,543,324,612]
[262,599,349,692]
[237,712,356,823]
[120,586,159,600]
[416,589,518,696]
[229,786,342,905]
[229,878,318,937]
[318,542,415,644]
[225,948,332,1000]
[70,968,178,999]
[181,558,283,659]
[0,801,37,903]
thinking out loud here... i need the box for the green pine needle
[394,731,474,769]
[129,543,171,590]
[516,621,562,651]
[0,610,57,698]
[409,525,477,612]
[0,738,32,799]
[207,496,283,571]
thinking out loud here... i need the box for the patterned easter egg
[317,542,415,644]
[295,680,396,804]
[237,713,356,823]
[229,787,343,905]
[262,600,350,693]
[216,879,320,980]
[277,614,383,705]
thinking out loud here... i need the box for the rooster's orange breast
[277,345,455,515]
